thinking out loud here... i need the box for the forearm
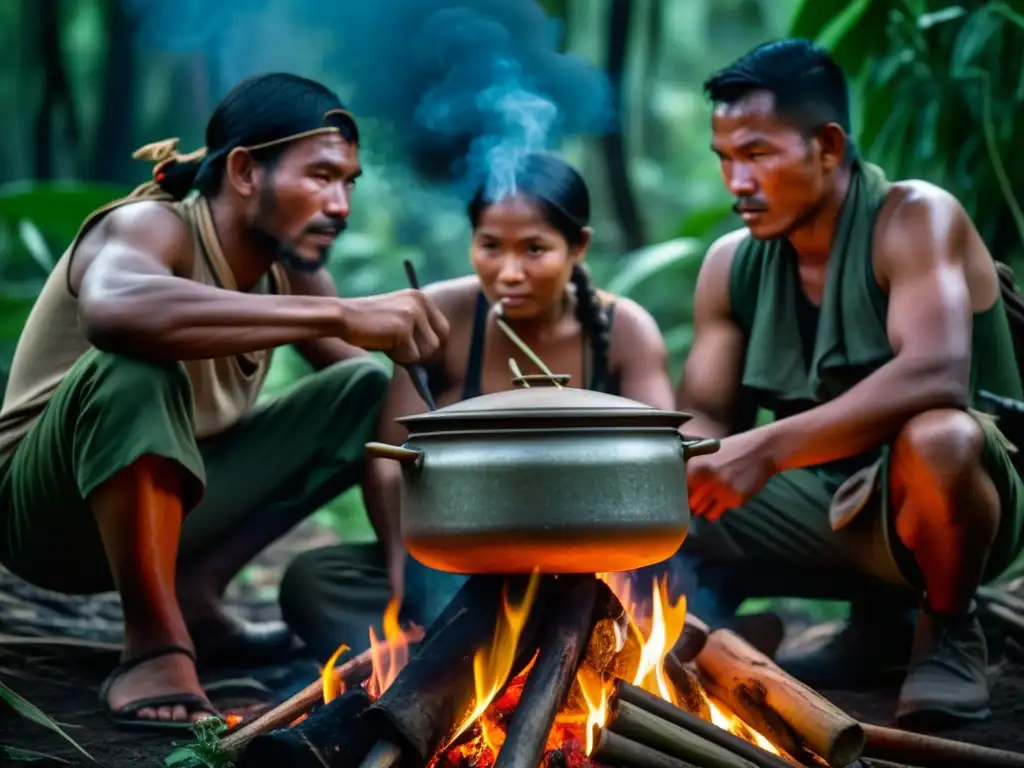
[81,275,342,361]
[764,356,968,471]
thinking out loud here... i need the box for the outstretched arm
[675,231,749,438]
[75,202,447,364]
[763,187,973,470]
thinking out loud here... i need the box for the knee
[314,357,390,416]
[892,408,985,490]
[81,350,191,406]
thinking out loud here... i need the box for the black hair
[466,153,611,392]
[703,38,855,160]
[155,73,360,200]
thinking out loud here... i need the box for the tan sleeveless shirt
[0,195,291,464]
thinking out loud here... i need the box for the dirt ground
[1,522,1023,768]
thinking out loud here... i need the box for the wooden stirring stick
[494,301,562,388]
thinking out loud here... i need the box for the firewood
[862,722,1024,767]
[361,574,548,764]
[607,699,763,768]
[663,652,711,722]
[694,628,865,767]
[236,688,372,768]
[612,680,792,768]
[495,575,602,768]
[591,728,702,768]
[217,629,424,757]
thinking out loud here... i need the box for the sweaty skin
[680,90,1002,616]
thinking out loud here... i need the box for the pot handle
[365,442,425,468]
[680,437,721,460]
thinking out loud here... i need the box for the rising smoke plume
[120,0,614,200]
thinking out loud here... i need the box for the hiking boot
[775,598,915,689]
[896,601,990,729]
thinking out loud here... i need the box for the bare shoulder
[603,294,661,337]
[693,227,748,316]
[705,227,749,267]
[423,274,481,321]
[73,200,193,281]
[877,181,973,261]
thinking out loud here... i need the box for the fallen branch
[217,628,424,757]
[862,723,1024,768]
[695,628,865,767]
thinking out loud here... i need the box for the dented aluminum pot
[365,374,719,575]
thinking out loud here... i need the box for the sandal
[99,644,222,731]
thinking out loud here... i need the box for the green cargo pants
[0,348,388,595]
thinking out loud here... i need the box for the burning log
[361,574,548,766]
[673,614,710,663]
[663,653,711,722]
[495,574,603,768]
[591,728,701,768]
[612,680,792,768]
[694,628,865,767]
[236,688,373,768]
[218,630,425,758]
[862,723,1024,768]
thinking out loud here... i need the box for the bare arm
[764,188,972,470]
[286,267,369,369]
[611,298,675,410]
[75,203,448,364]
[675,232,749,438]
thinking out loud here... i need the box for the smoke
[119,0,614,200]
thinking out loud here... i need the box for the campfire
[224,572,864,768]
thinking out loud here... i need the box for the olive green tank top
[729,160,1024,430]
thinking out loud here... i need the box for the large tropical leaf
[0,181,130,250]
[0,678,94,762]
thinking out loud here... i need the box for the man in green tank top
[0,74,449,730]
[676,39,1024,728]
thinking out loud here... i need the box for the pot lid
[396,374,692,432]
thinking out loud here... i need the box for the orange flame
[368,596,409,699]
[449,570,542,743]
[321,643,350,705]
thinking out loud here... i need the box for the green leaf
[1,745,72,763]
[675,204,733,239]
[17,220,54,274]
[0,294,39,342]
[0,181,130,250]
[917,5,967,30]
[816,0,873,50]
[0,679,94,762]
[605,238,704,297]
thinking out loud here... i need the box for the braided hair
[131,73,360,202]
[467,153,612,392]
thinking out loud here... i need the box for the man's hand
[686,430,777,520]
[338,289,450,364]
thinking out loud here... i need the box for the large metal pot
[365,374,719,575]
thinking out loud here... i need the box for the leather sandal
[99,644,222,731]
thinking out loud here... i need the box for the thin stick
[862,722,1024,767]
[508,358,528,384]
[218,628,424,756]
[592,728,701,768]
[494,303,562,387]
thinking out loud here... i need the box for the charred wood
[495,575,602,768]
[236,688,373,768]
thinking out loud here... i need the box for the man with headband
[677,40,1024,728]
[0,72,449,729]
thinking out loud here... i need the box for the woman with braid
[278,152,675,661]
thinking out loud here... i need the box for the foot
[776,599,915,689]
[896,602,991,729]
[101,644,220,729]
